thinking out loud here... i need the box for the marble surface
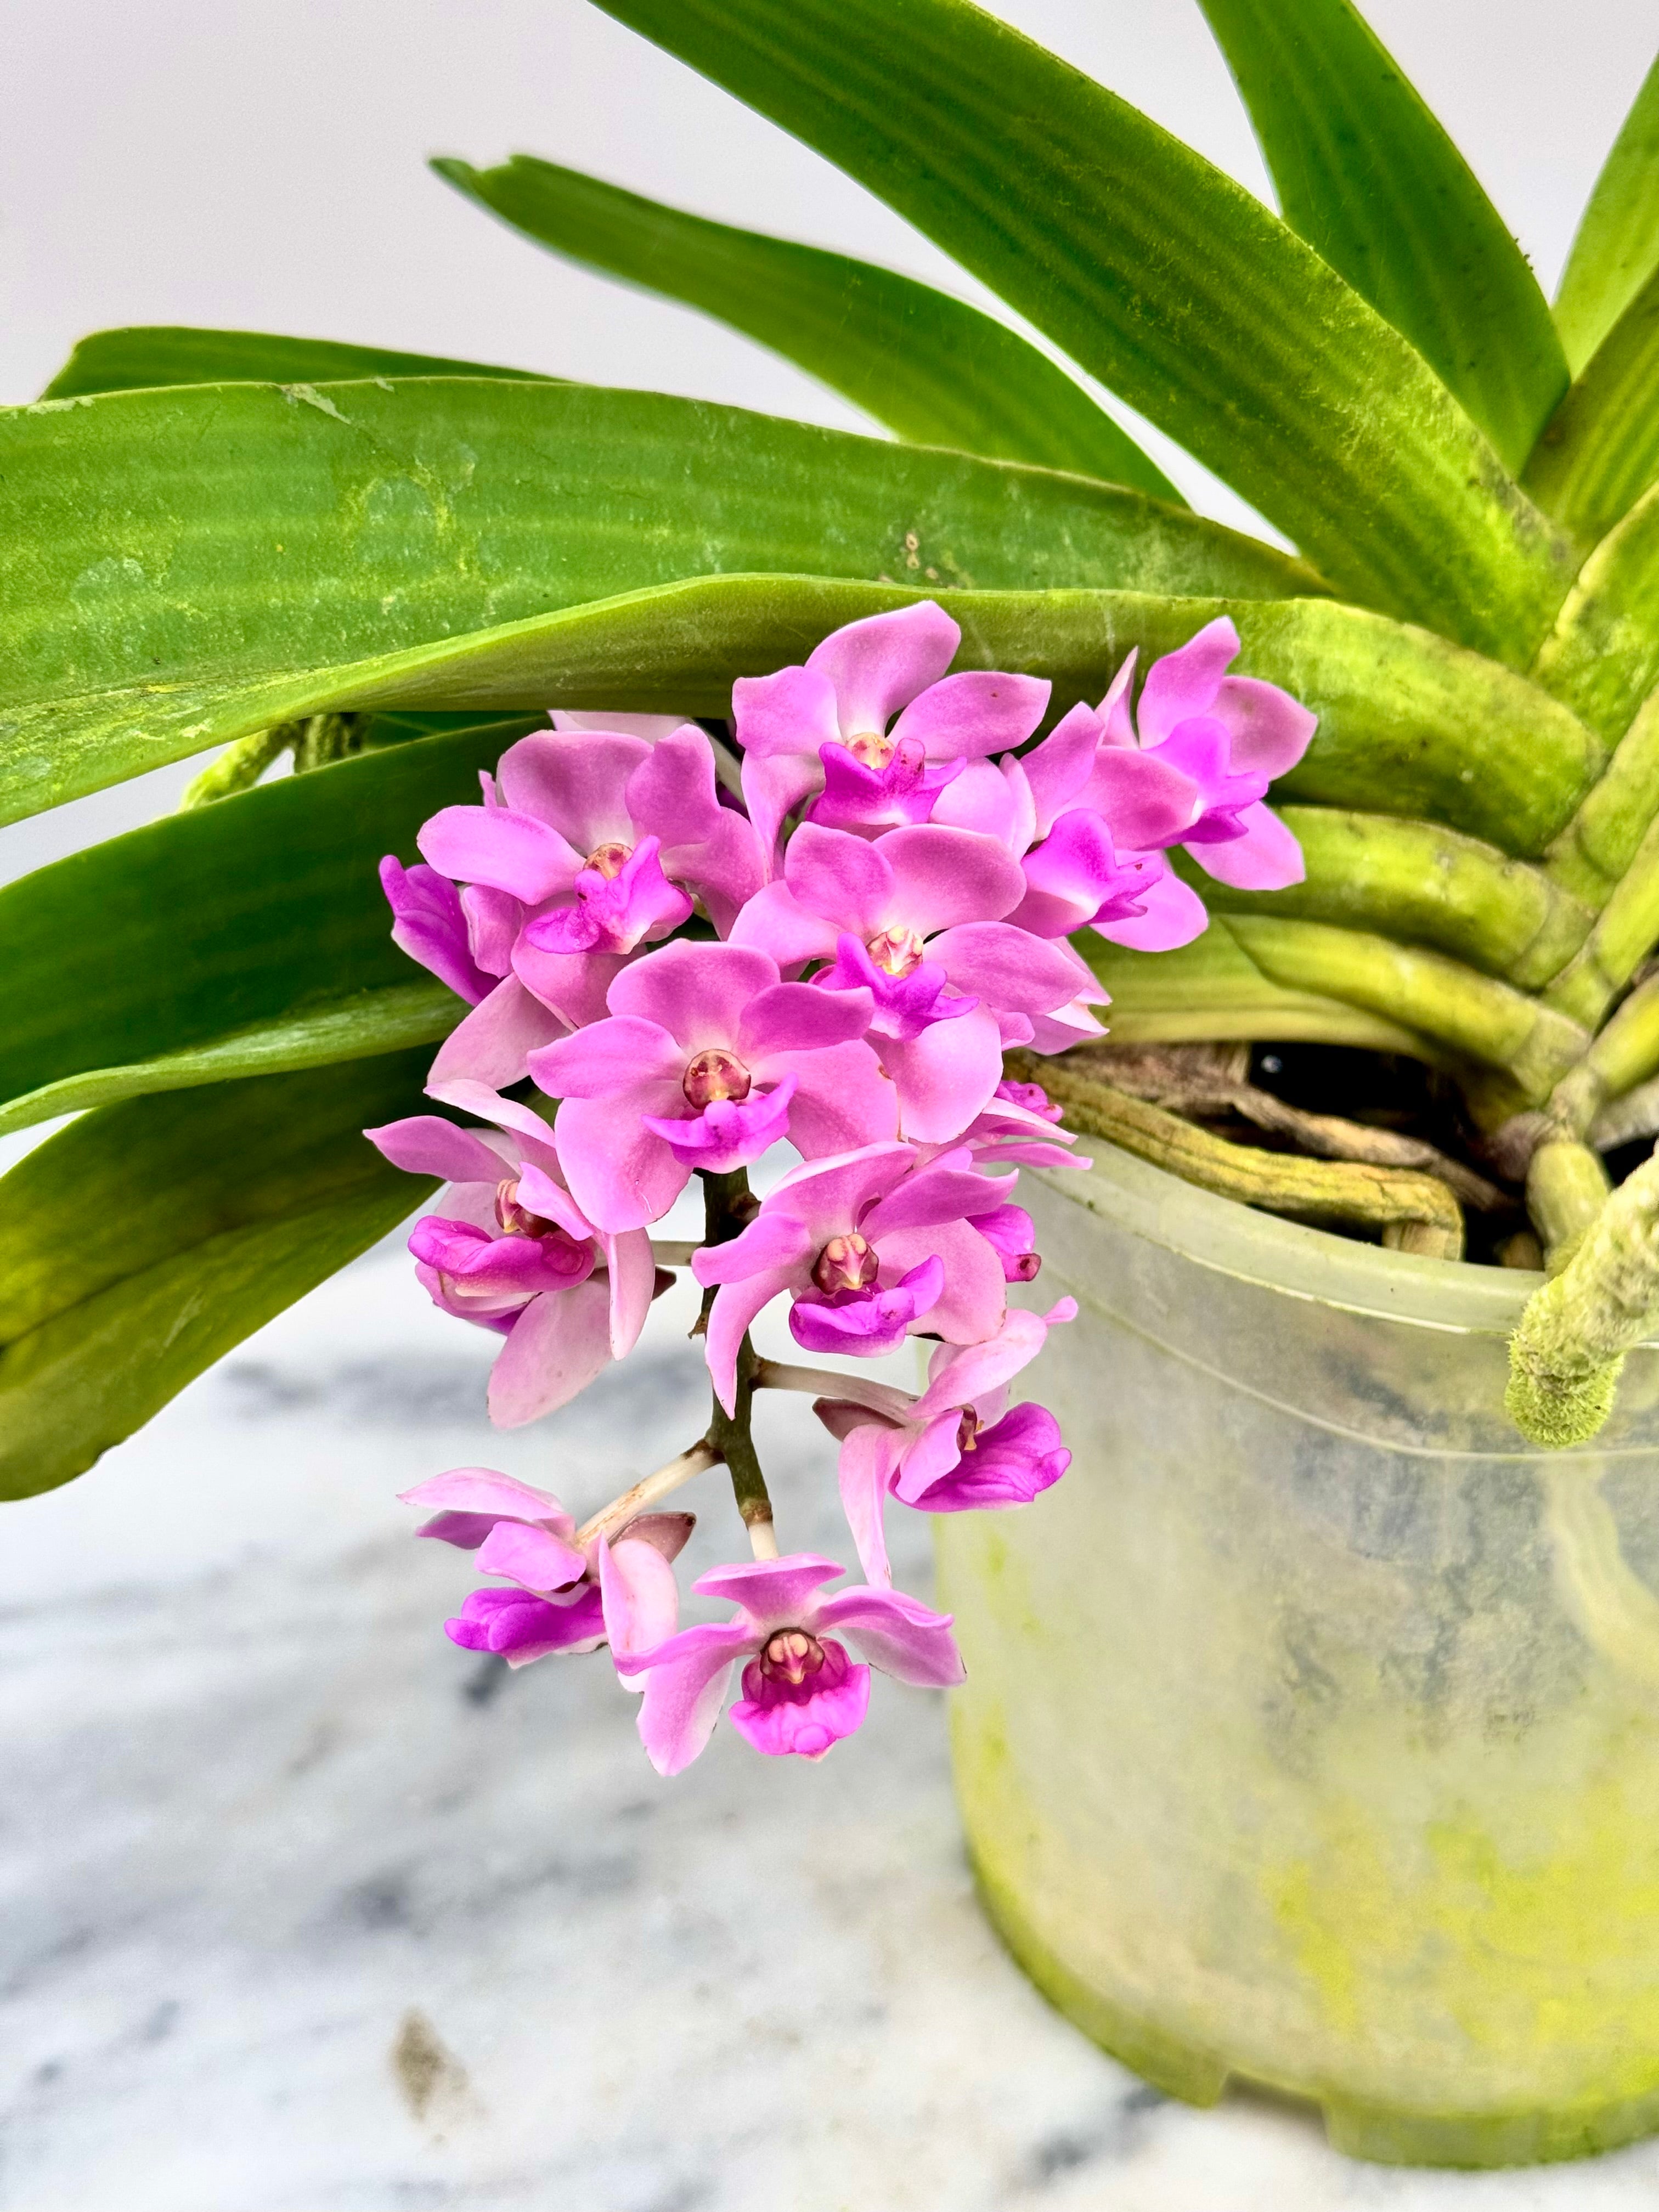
[7,1248,1659,2212]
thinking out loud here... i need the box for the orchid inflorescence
[366,600,1314,1773]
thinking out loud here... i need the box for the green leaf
[1197,0,1567,475]
[432,154,1181,499]
[1531,478,1659,741]
[592,0,1579,662]
[40,324,556,398]
[1522,264,1659,543]
[1554,54,1659,376]
[0,714,533,1123]
[0,376,1322,821]
[0,1054,438,1500]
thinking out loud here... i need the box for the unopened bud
[682,1047,752,1108]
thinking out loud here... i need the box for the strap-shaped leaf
[41,324,555,398]
[1197,0,1566,474]
[433,155,1180,499]
[0,715,532,1122]
[592,0,1579,661]
[1554,54,1659,376]
[1,376,1322,821]
[1523,265,1659,543]
[0,1054,438,1500]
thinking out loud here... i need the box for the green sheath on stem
[1542,809,1659,1026]
[1532,478,1659,742]
[1508,1149,1659,1447]
[1544,686,1659,902]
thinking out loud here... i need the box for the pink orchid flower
[1081,618,1315,891]
[731,601,1049,859]
[824,1301,1077,1584]
[415,721,765,996]
[732,822,1102,1137]
[527,940,898,1232]
[402,1467,689,1665]
[691,1140,1011,1412]
[601,1550,964,1772]
[365,1103,656,1425]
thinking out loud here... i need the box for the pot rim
[1037,1138,1541,1341]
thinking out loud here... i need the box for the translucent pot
[936,1143,1659,2168]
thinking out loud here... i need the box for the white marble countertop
[7,1245,1659,2212]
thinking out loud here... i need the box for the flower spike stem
[574,1439,723,1549]
[179,723,298,808]
[756,1358,916,1423]
[698,1166,776,1548]
[1508,1149,1659,1447]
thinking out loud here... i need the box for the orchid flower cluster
[366,603,1314,1773]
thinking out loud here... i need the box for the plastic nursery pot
[935,1141,1659,2169]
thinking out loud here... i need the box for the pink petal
[460,883,523,979]
[529,1017,682,1100]
[1079,747,1202,851]
[701,1259,805,1414]
[726,879,843,968]
[1091,864,1211,950]
[1018,706,1103,837]
[783,1039,902,1158]
[380,857,493,1004]
[729,1658,871,1758]
[740,749,826,872]
[811,1584,966,1686]
[427,974,568,1093]
[475,1518,589,1590]
[363,1114,506,1186]
[400,1466,572,1527]
[889,669,1050,759]
[732,662,842,761]
[805,602,960,736]
[599,1533,682,1677]
[1213,675,1318,778]
[780,823,895,936]
[1186,801,1306,890]
[551,709,691,740]
[928,922,1096,1018]
[877,1217,1007,1344]
[877,1006,1006,1143]
[912,1305,1059,1417]
[696,1551,847,1621]
[604,1227,658,1357]
[496,729,647,850]
[737,980,875,1060]
[607,939,780,1051]
[634,1620,754,1773]
[510,942,630,1029]
[487,1278,616,1425]
[552,1094,690,1232]
[878,825,1026,935]
[1097,652,1138,746]
[928,758,1030,848]
[417,804,580,904]
[836,1423,905,1587]
[1134,617,1239,744]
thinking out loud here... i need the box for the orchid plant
[7,0,1659,1574]
[351,599,1310,1770]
